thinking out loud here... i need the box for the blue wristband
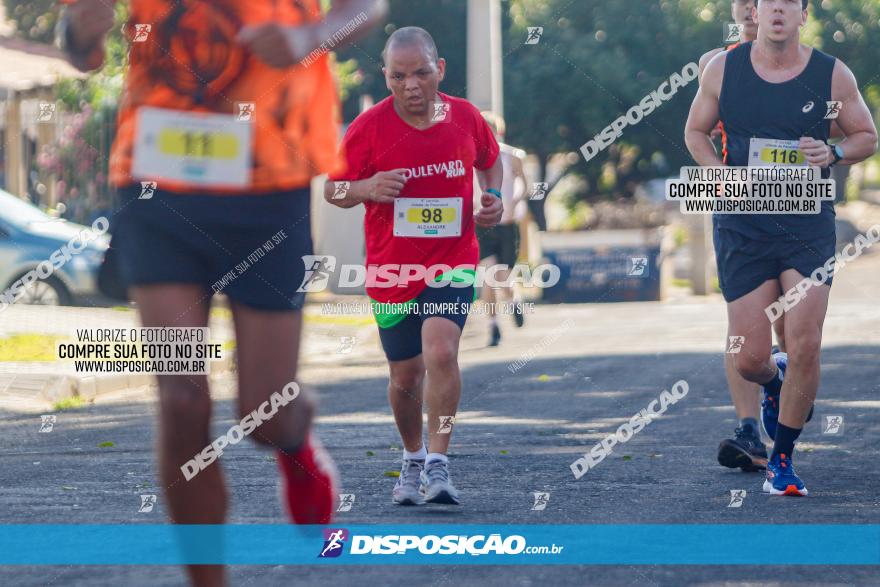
[486,189,502,199]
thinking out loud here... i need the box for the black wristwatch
[829,144,844,167]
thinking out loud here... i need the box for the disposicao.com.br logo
[318,529,563,558]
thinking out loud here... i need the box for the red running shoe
[277,434,339,524]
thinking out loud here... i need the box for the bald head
[382,26,438,65]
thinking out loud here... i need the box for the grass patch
[0,333,68,362]
[671,278,691,288]
[672,225,688,248]
[304,313,373,327]
[53,396,85,412]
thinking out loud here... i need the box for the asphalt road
[1,253,879,586]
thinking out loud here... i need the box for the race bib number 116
[748,138,806,167]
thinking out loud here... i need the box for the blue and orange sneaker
[763,453,808,496]
[760,353,787,440]
[761,352,814,440]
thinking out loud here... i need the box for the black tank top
[718,41,836,239]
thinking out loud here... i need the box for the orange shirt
[109,0,344,193]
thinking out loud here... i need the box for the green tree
[335,0,467,122]
[3,0,58,43]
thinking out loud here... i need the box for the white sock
[426,452,448,464]
[404,446,427,461]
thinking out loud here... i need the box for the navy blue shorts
[111,185,313,311]
[376,285,474,362]
[713,225,836,302]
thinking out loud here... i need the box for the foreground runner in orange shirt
[60,1,384,585]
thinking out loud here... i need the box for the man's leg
[486,267,511,346]
[132,284,224,587]
[377,313,428,505]
[728,280,780,385]
[387,355,428,505]
[716,281,779,471]
[776,269,829,440]
[718,350,767,470]
[477,226,502,346]
[420,315,464,504]
[501,223,525,328]
[760,269,829,496]
[387,356,426,453]
[724,352,761,423]
[773,311,787,352]
[422,316,463,455]
[230,301,337,523]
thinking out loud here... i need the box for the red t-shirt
[333,92,500,304]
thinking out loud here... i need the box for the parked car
[0,190,108,306]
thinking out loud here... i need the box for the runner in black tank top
[685,0,877,499]
[718,41,836,240]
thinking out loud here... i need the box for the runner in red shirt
[326,26,503,505]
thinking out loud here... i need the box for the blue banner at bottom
[0,525,877,565]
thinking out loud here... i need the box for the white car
[0,190,108,306]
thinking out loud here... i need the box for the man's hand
[237,24,318,69]
[800,137,833,168]
[365,169,408,204]
[474,192,503,227]
[66,0,114,54]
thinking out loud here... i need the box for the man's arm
[685,52,726,166]
[323,170,408,209]
[828,60,877,164]
[474,155,503,227]
[698,47,723,81]
[475,155,503,195]
[510,151,529,205]
[314,0,387,49]
[58,0,115,72]
[800,60,878,167]
[239,0,387,69]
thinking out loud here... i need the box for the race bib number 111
[132,107,253,188]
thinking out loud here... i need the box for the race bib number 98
[748,138,806,167]
[394,197,463,238]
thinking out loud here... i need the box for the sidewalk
[3,198,879,410]
[0,298,384,409]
